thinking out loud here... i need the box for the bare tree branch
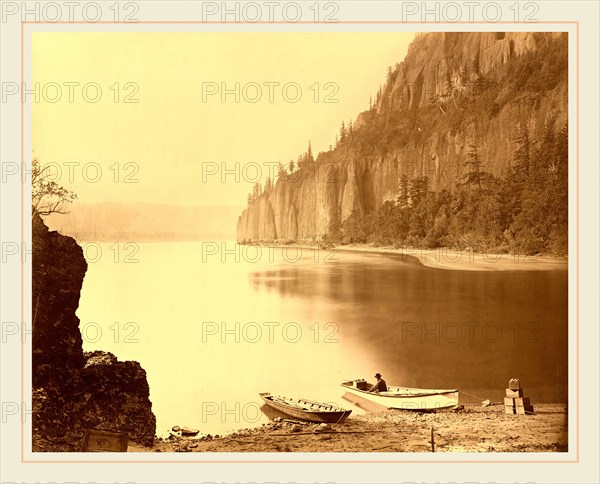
[31,158,77,219]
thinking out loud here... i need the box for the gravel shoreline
[128,404,568,453]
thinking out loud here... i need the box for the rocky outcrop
[33,351,156,450]
[237,32,568,243]
[32,215,156,450]
[33,214,87,386]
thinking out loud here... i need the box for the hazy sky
[33,32,415,208]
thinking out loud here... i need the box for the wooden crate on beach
[505,388,524,398]
[504,380,534,415]
[515,404,535,415]
[514,397,534,415]
[514,397,531,407]
[80,430,128,452]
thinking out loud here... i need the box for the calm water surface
[77,242,568,436]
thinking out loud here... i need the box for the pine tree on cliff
[533,120,567,184]
[277,162,286,180]
[512,124,531,182]
[463,143,483,189]
[397,175,410,208]
[408,176,429,207]
[288,159,295,173]
[339,121,347,142]
[264,177,273,193]
[307,141,314,164]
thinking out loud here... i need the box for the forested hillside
[238,32,568,256]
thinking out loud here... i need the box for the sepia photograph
[1,1,598,483]
[28,28,572,456]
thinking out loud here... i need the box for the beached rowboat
[341,379,459,411]
[259,392,352,423]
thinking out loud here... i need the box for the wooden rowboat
[341,379,459,411]
[259,392,352,423]
[180,427,199,436]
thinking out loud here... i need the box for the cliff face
[237,32,567,242]
[33,214,87,385]
[32,215,156,450]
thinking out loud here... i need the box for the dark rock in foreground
[32,215,156,451]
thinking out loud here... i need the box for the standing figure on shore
[369,373,387,393]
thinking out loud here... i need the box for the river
[76,242,568,436]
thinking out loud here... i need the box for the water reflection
[77,243,567,437]
[249,250,568,403]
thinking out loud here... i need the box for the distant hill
[45,202,243,242]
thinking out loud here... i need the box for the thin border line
[575,16,580,464]
[23,20,579,24]
[21,21,579,465]
[20,18,25,465]
[17,458,580,464]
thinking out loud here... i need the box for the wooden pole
[430,426,435,452]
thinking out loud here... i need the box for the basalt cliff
[237,32,568,245]
[32,215,156,451]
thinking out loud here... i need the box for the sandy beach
[129,404,568,453]
[255,242,569,272]
[352,246,568,272]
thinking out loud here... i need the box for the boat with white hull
[341,379,459,411]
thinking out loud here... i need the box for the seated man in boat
[369,373,388,393]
